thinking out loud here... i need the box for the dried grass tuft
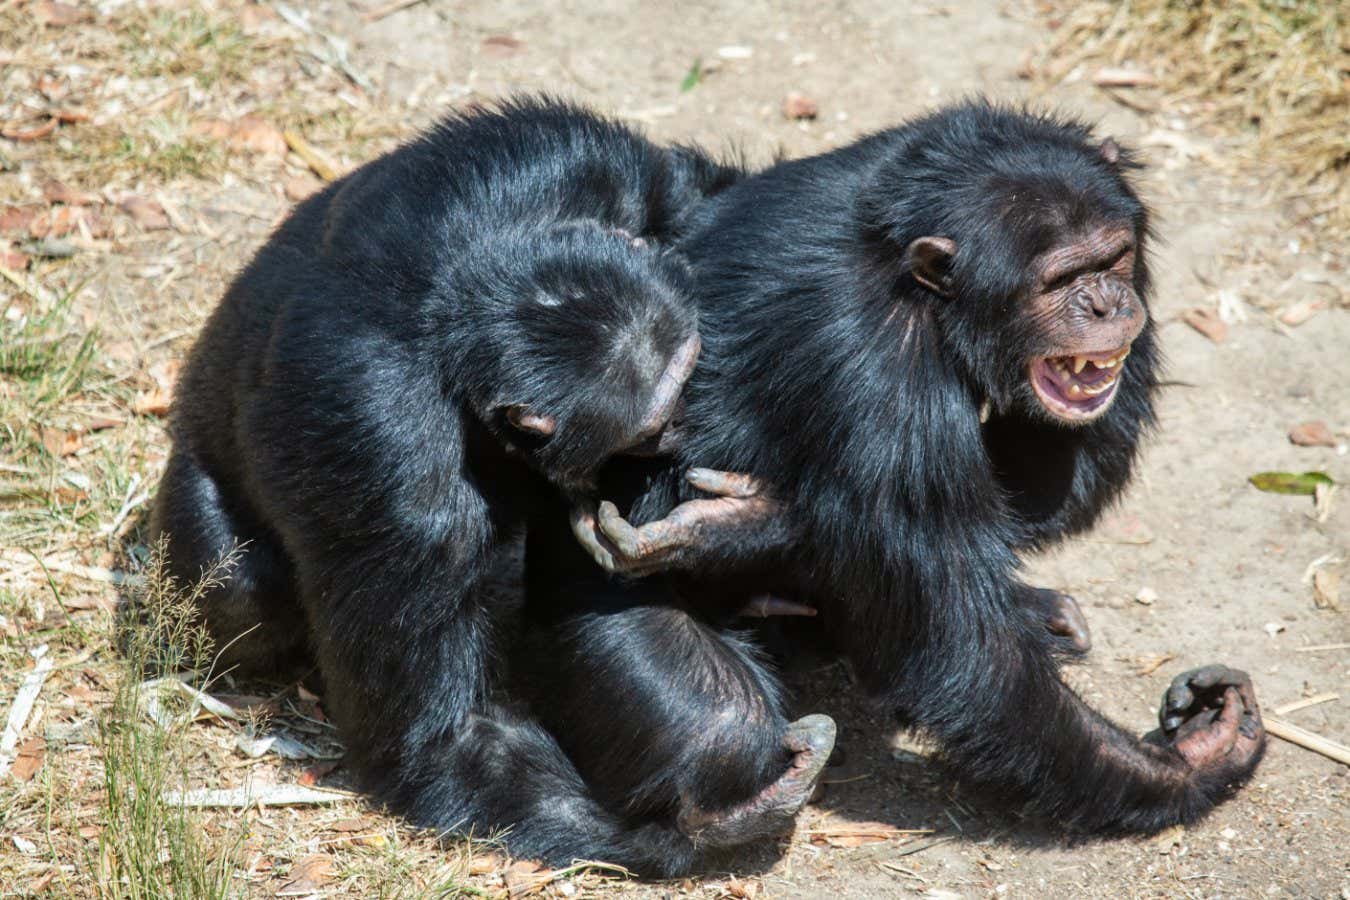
[1038,0,1348,238]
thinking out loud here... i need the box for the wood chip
[1277,298,1328,326]
[467,852,505,875]
[1135,653,1175,676]
[481,35,524,58]
[1289,420,1337,448]
[1092,67,1155,87]
[1182,307,1228,342]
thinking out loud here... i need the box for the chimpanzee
[151,99,835,874]
[549,101,1265,846]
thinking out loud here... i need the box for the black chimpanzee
[549,101,1265,846]
[150,99,836,874]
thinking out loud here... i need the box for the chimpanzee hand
[1148,665,1265,784]
[570,468,780,577]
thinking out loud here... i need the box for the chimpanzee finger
[569,501,621,573]
[686,467,762,499]
[596,501,651,558]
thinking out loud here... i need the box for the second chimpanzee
[152,99,834,874]
[548,101,1265,847]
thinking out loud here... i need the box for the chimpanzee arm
[829,559,1263,832]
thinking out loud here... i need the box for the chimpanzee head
[470,222,699,490]
[867,103,1153,426]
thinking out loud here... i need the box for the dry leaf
[31,205,106,239]
[231,117,288,156]
[0,248,29,270]
[10,737,47,782]
[297,760,339,786]
[118,196,171,231]
[783,92,819,120]
[192,117,287,156]
[284,175,321,202]
[1134,653,1175,676]
[279,853,335,894]
[43,180,99,205]
[1277,299,1328,326]
[78,824,100,839]
[132,389,172,417]
[467,853,505,875]
[1182,307,1227,342]
[28,870,56,893]
[32,1,91,26]
[41,427,82,458]
[481,35,524,57]
[51,109,90,124]
[726,878,762,898]
[0,206,39,233]
[504,860,548,897]
[1288,420,1336,448]
[329,816,370,833]
[1,118,58,141]
[1312,569,1340,610]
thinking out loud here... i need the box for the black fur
[151,99,747,874]
[529,101,1263,844]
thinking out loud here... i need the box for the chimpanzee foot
[1024,587,1092,655]
[677,714,836,849]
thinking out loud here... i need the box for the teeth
[1067,383,1084,398]
[1073,356,1088,374]
[1082,378,1117,396]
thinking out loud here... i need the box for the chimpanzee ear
[1098,137,1121,165]
[905,236,957,297]
[506,405,556,436]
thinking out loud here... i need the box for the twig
[282,130,340,181]
[162,783,358,808]
[33,558,144,588]
[1264,716,1350,766]
[362,0,429,22]
[805,827,934,837]
[890,835,956,857]
[0,646,54,779]
[99,474,148,537]
[1273,692,1339,716]
[1293,643,1349,653]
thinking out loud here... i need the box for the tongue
[1074,362,1113,386]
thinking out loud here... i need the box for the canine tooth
[1073,356,1088,374]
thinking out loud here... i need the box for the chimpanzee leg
[150,450,308,676]
[522,518,834,848]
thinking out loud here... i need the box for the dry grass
[1036,0,1348,237]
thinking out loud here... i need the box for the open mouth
[1028,346,1130,423]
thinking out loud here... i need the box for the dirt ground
[1,1,1346,897]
